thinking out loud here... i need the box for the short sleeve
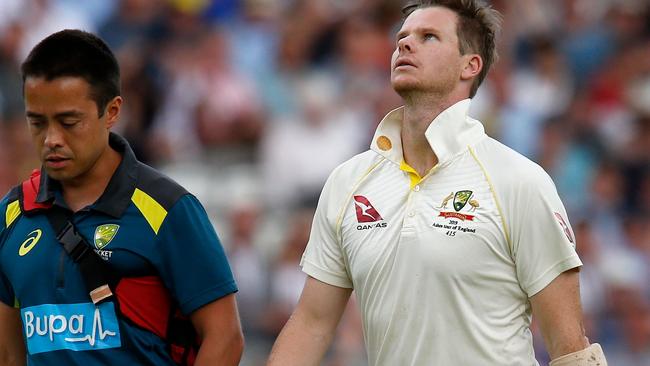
[152,195,237,315]
[0,192,17,306]
[510,172,582,297]
[300,171,353,289]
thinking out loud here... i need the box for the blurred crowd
[1,0,649,364]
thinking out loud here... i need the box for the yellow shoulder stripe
[468,146,513,256]
[5,200,21,228]
[131,188,168,235]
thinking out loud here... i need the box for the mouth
[44,155,71,169]
[395,58,416,69]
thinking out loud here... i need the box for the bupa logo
[21,302,121,355]
[353,196,386,230]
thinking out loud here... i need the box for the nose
[43,124,64,150]
[397,36,412,53]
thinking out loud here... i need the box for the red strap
[171,344,197,365]
[115,276,172,339]
[21,169,51,211]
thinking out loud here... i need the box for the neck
[400,93,460,176]
[62,147,122,212]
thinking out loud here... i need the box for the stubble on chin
[391,76,420,99]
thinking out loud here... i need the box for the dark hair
[21,29,121,117]
[403,0,501,98]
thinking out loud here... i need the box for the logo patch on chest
[94,224,119,250]
[435,190,480,236]
[353,196,387,230]
[21,302,121,355]
[19,229,42,256]
[94,224,119,260]
[353,196,383,223]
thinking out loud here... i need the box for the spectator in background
[227,203,267,330]
[226,202,269,366]
[260,73,366,209]
[500,35,573,158]
[152,27,264,164]
[263,207,313,336]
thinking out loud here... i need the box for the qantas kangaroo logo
[353,196,387,230]
[354,196,383,222]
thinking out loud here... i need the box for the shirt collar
[370,99,485,166]
[36,133,139,218]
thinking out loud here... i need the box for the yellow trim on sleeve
[131,188,168,235]
[13,297,19,309]
[5,200,21,228]
[468,147,513,256]
[399,161,423,189]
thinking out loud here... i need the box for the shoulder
[471,137,555,192]
[321,150,385,201]
[0,186,22,231]
[134,162,190,211]
[312,150,385,227]
[327,150,384,189]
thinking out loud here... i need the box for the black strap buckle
[56,221,91,262]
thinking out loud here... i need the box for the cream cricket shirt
[301,99,582,365]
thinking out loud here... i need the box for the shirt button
[408,212,415,217]
[414,185,420,192]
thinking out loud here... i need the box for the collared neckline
[36,133,139,218]
[370,99,486,166]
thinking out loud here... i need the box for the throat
[405,155,438,178]
[402,129,438,177]
[61,148,122,212]
[62,184,104,212]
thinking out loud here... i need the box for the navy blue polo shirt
[0,133,237,365]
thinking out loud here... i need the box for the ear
[461,54,483,81]
[104,96,123,129]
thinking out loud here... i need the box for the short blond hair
[403,0,502,97]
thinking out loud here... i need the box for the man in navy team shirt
[0,29,243,365]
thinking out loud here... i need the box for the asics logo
[19,229,42,256]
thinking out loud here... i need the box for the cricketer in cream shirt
[301,99,582,365]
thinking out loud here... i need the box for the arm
[529,269,590,360]
[0,301,25,366]
[191,293,244,366]
[267,276,353,366]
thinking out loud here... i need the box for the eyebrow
[396,27,441,40]
[26,110,85,119]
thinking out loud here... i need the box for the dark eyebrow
[26,110,85,119]
[53,111,85,119]
[26,111,45,119]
